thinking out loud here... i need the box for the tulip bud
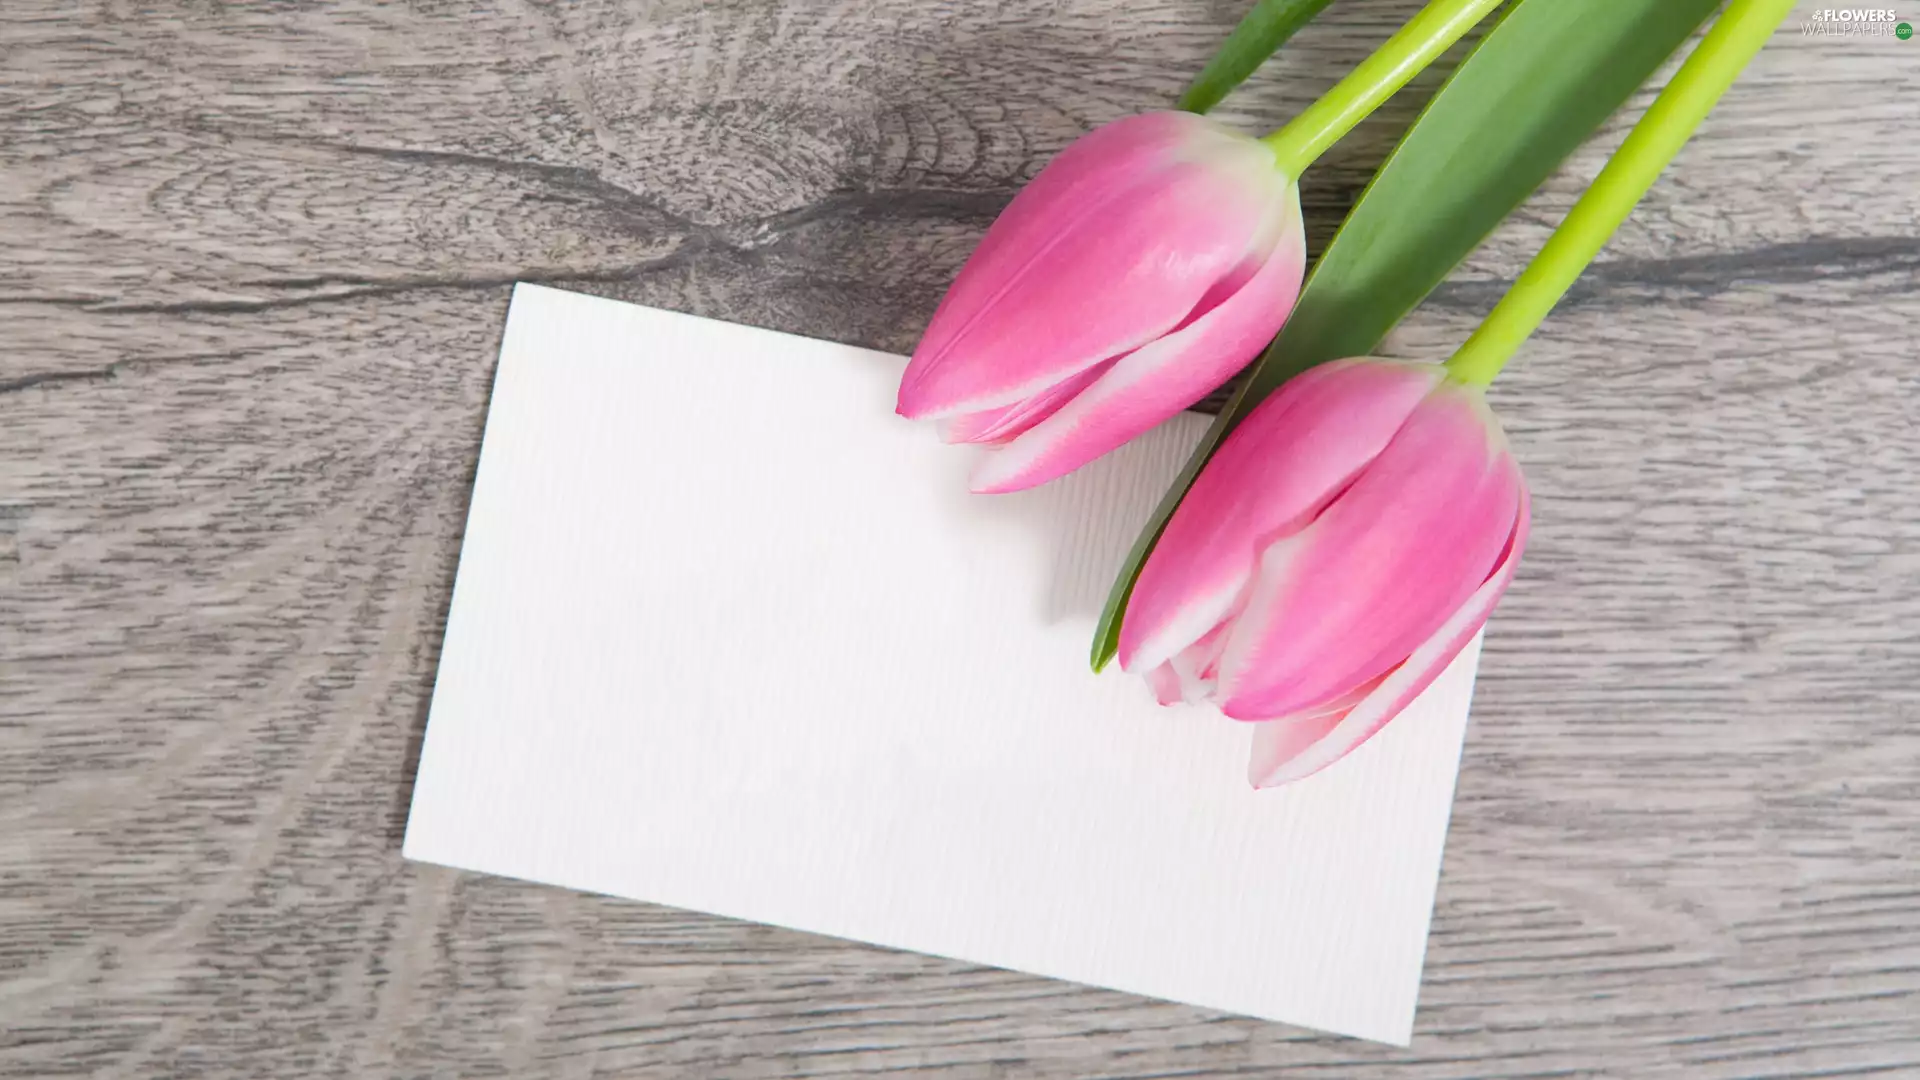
[896,111,1306,493]
[1118,358,1529,787]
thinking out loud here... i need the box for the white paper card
[403,283,1480,1045]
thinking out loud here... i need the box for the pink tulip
[896,111,1306,493]
[1118,358,1529,788]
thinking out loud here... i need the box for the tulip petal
[939,357,1116,445]
[1236,672,1393,775]
[1144,662,1185,707]
[927,112,1203,315]
[1216,386,1521,720]
[965,192,1307,494]
[1248,485,1530,787]
[1118,359,1444,674]
[898,139,1286,421]
[1171,621,1231,689]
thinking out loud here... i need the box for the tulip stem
[1179,0,1341,115]
[1443,0,1795,387]
[1260,0,1503,177]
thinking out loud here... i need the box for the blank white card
[403,283,1481,1044]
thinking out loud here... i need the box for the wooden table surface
[5,1,1918,1076]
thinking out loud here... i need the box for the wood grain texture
[2,0,1916,1075]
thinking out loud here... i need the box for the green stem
[1261,0,1504,176]
[1179,0,1341,115]
[1444,0,1795,386]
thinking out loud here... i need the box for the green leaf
[1178,0,1342,115]
[1092,0,1721,671]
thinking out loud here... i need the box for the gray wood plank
[3,0,1917,1075]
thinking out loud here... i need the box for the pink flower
[1118,358,1530,787]
[896,111,1306,493]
